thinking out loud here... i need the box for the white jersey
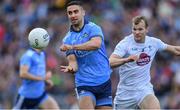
[113,34,167,91]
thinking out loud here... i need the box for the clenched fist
[60,44,73,52]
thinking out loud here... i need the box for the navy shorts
[13,92,48,109]
[76,79,112,107]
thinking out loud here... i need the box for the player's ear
[146,27,149,33]
[81,7,85,16]
[81,8,85,16]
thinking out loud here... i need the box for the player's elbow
[91,37,102,49]
[109,58,115,68]
[93,40,101,49]
[94,44,101,49]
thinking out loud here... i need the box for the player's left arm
[60,36,101,51]
[60,54,78,73]
[165,45,180,56]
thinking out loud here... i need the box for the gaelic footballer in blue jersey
[13,28,59,109]
[60,1,112,110]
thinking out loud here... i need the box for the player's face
[67,5,85,26]
[132,20,148,43]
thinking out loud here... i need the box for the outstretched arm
[60,54,78,73]
[20,65,51,81]
[165,45,180,56]
[60,37,102,51]
[109,54,138,68]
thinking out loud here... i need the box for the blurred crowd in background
[0,0,180,109]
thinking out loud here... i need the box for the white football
[28,28,50,49]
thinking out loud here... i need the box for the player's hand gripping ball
[28,28,50,49]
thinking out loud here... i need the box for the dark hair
[66,0,82,8]
[132,16,148,28]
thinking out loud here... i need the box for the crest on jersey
[136,53,150,66]
[82,33,88,38]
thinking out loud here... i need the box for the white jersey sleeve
[152,37,167,51]
[113,38,128,57]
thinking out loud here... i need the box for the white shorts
[113,83,154,109]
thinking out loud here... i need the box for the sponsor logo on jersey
[137,53,150,66]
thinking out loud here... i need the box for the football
[28,28,50,49]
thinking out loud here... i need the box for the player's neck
[73,19,84,31]
[135,39,145,43]
[134,36,146,43]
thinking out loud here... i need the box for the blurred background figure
[13,28,60,109]
[0,0,179,109]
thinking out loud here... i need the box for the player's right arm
[60,24,103,51]
[109,54,138,68]
[60,54,78,73]
[20,65,50,81]
[60,37,101,51]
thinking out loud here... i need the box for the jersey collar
[70,19,89,32]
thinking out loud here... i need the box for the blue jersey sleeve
[89,25,104,40]
[63,32,71,44]
[20,54,31,67]
[63,33,75,56]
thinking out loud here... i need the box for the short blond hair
[132,16,148,28]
